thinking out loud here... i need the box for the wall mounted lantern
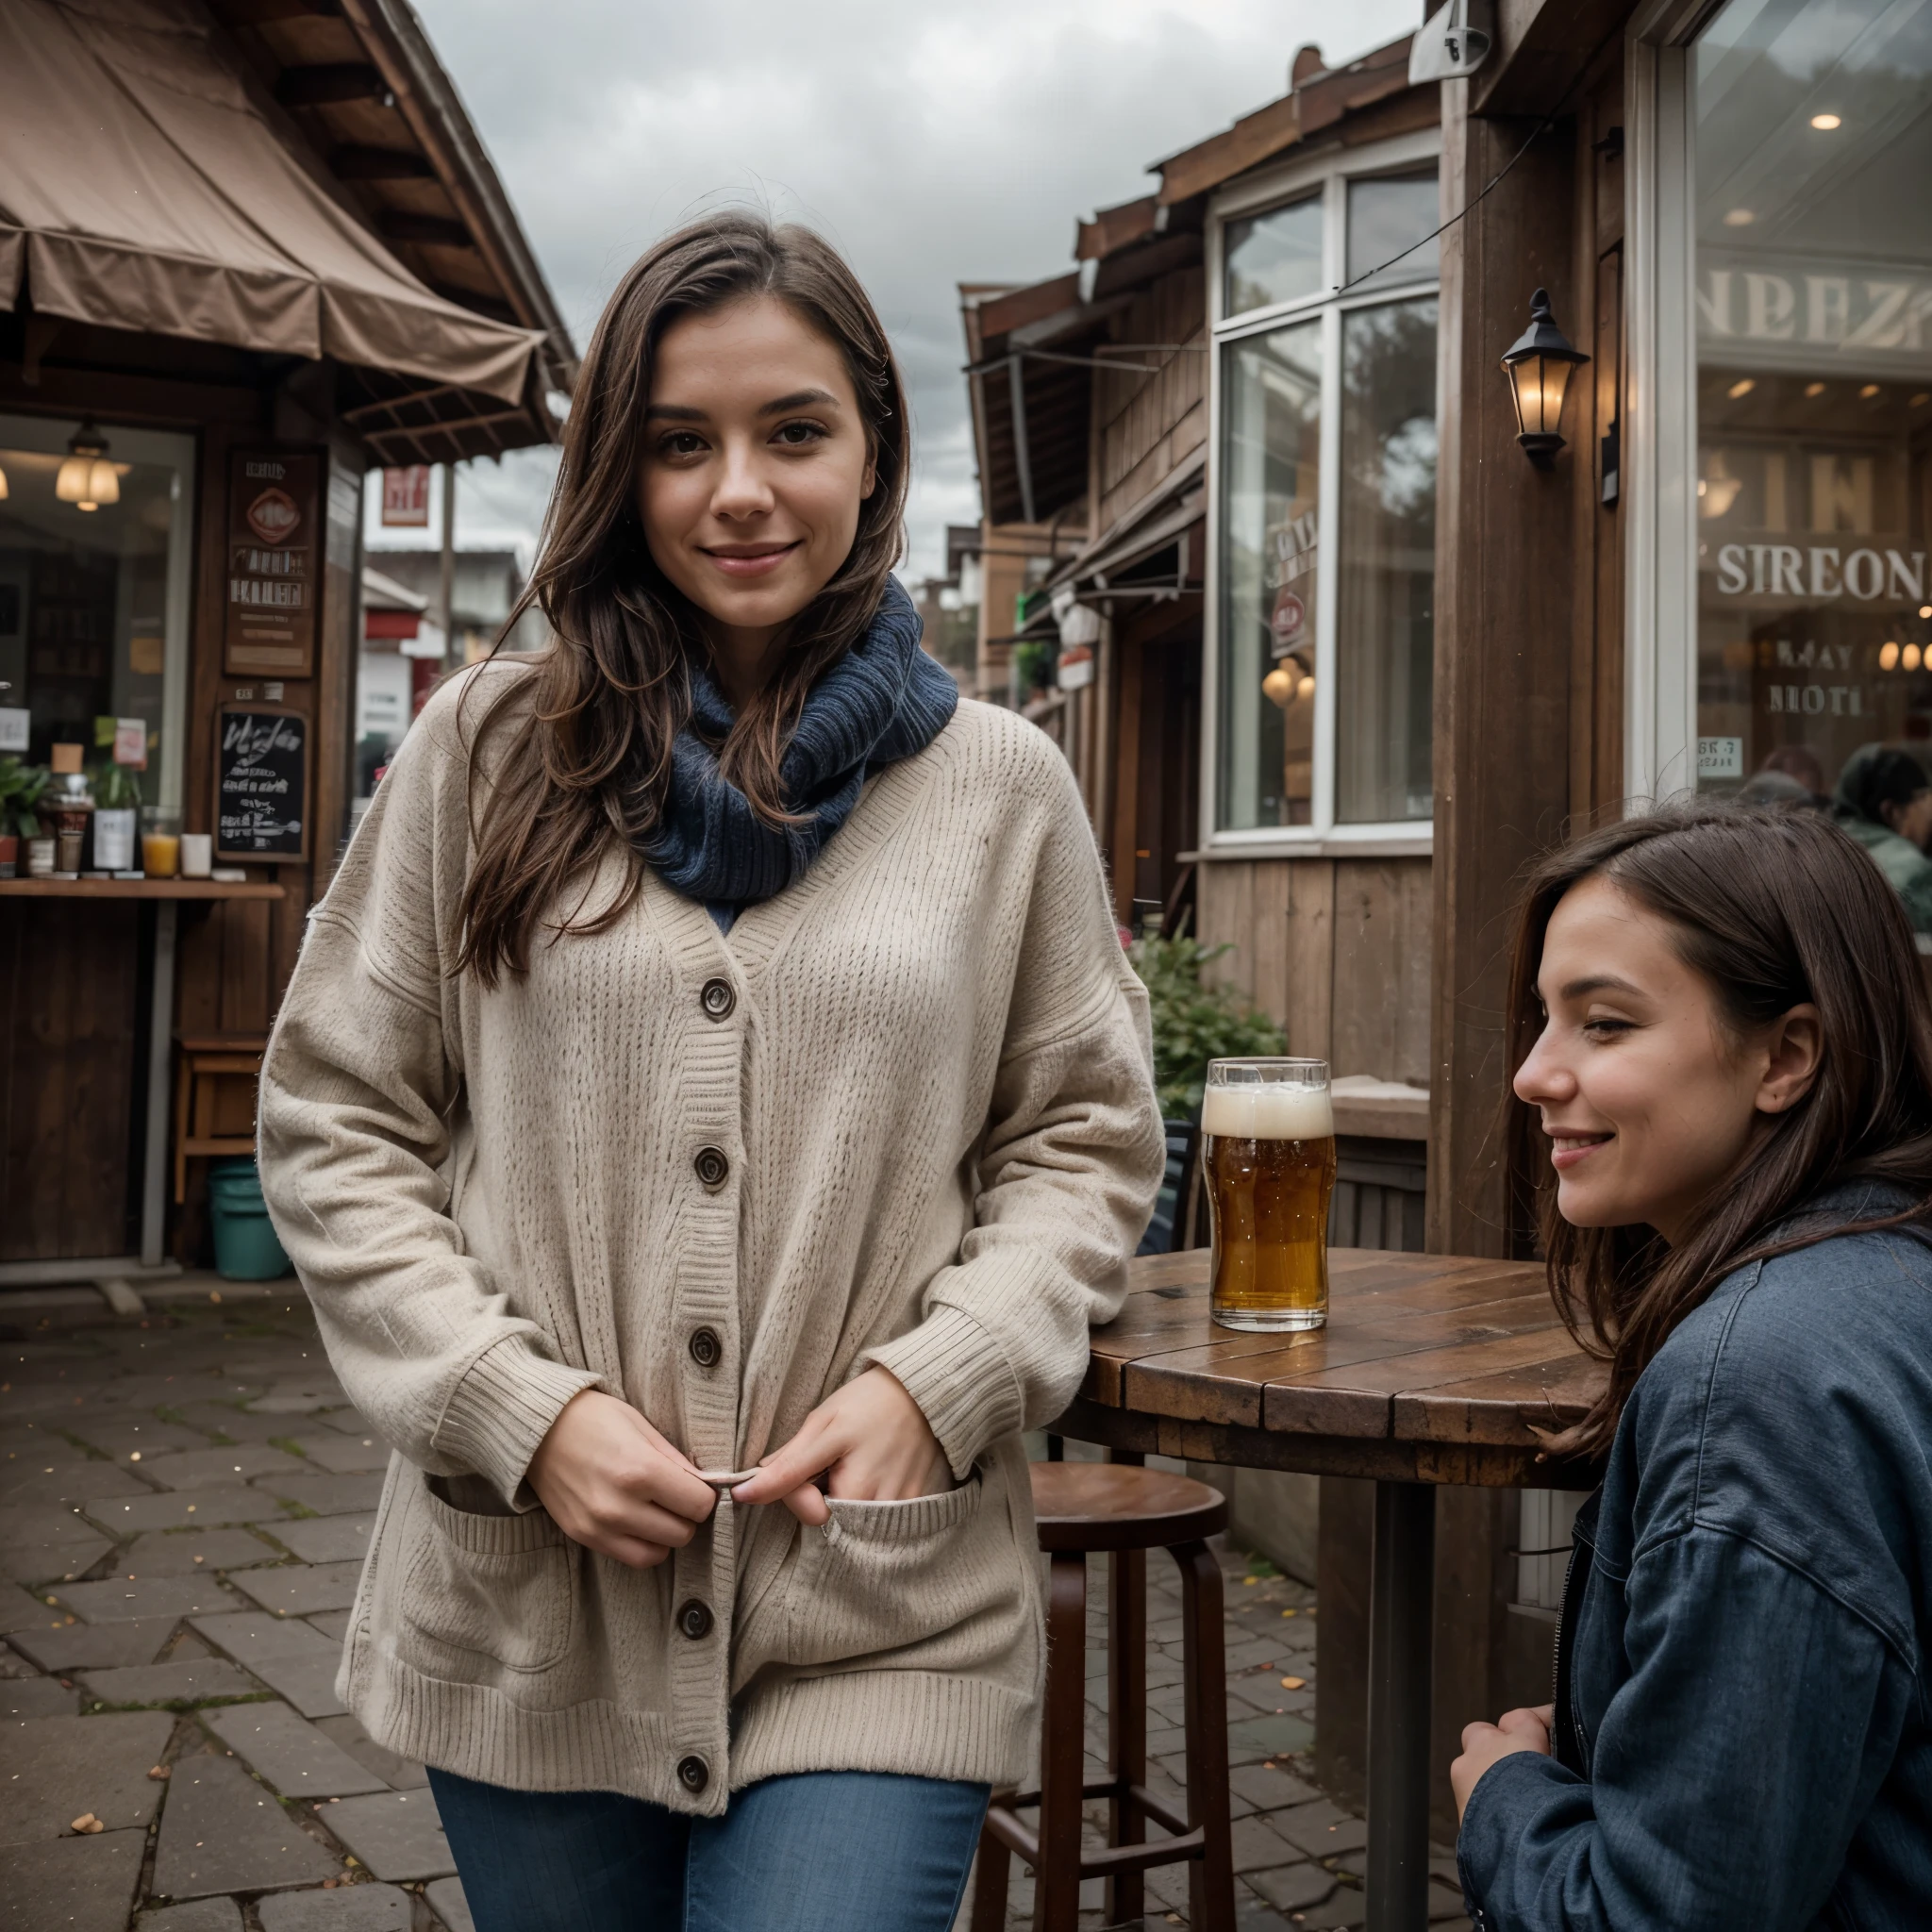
[55,420,119,512]
[1501,290,1590,469]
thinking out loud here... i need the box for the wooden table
[1053,1246,1603,1932]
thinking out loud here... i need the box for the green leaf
[1126,934,1288,1118]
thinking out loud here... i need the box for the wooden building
[962,0,1928,1832]
[0,0,572,1283]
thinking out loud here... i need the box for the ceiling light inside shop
[1727,377,1756,399]
[1860,384,1881,398]
[1913,393,1931,408]
[1806,382,1826,397]
[1882,642,1901,671]
[1921,605,1932,619]
[1723,208,1755,225]
[1810,112,1841,129]
[0,464,8,500]
[55,421,119,511]
[1907,644,1924,672]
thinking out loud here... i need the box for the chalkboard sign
[215,706,309,862]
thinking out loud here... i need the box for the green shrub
[1128,934,1288,1119]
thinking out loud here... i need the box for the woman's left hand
[730,1366,950,1526]
[1450,1704,1554,1823]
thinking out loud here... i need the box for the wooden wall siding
[0,904,142,1261]
[1196,855,1429,1085]
[1429,87,1585,1258]
[1095,268,1207,531]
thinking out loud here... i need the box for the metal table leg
[1365,1479,1436,1932]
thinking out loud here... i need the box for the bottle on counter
[46,745,93,877]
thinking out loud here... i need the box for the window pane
[0,419,187,814]
[1692,0,1932,830]
[1218,320,1323,830]
[1224,197,1324,318]
[1345,172,1440,290]
[1337,298,1438,824]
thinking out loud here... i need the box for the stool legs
[1175,1538,1237,1932]
[1036,1551,1089,1929]
[1106,1545,1146,1925]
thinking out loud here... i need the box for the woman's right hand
[526,1389,716,1568]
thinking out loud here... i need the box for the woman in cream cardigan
[258,213,1164,1931]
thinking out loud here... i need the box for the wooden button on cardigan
[257,664,1166,1812]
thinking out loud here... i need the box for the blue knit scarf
[649,575,958,913]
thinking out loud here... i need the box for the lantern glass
[55,455,91,503]
[86,460,120,507]
[1509,353,1575,441]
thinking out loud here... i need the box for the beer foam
[1201,1083,1334,1140]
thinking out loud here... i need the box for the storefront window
[1213,158,1440,835]
[1224,197,1324,319]
[1692,0,1932,807]
[1337,297,1438,823]
[1219,321,1323,828]
[0,416,193,817]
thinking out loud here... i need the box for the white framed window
[1626,0,1932,808]
[1204,125,1442,855]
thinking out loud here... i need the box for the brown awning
[0,0,546,407]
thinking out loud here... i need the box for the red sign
[1270,588,1306,653]
[381,466,432,527]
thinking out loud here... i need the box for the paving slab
[1232,1812,1304,1874]
[1247,1862,1340,1912]
[0,1426,93,1463]
[174,1403,306,1444]
[283,1435,391,1475]
[79,1658,262,1710]
[0,1578,57,1632]
[0,1531,114,1584]
[136,1899,244,1932]
[67,1419,210,1463]
[258,1473,383,1516]
[1274,1797,1369,1858]
[233,1562,364,1618]
[1,1674,77,1717]
[57,1574,245,1624]
[313,1410,378,1440]
[245,1383,351,1416]
[307,1610,353,1643]
[0,1708,174,1843]
[245,1650,349,1719]
[0,1460,149,1507]
[8,1615,178,1673]
[0,1500,115,1549]
[312,1716,426,1791]
[136,1900,244,1932]
[202,1701,388,1799]
[0,1827,147,1932]
[425,1876,475,1932]
[145,1446,310,1491]
[1228,1712,1316,1764]
[152,1749,343,1899]
[81,1487,288,1534]
[325,1788,456,1880]
[192,1610,338,1663]
[258,1882,413,1930]
[273,1515,373,1565]
[125,1527,282,1576]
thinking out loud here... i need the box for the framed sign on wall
[214,704,309,863]
[224,449,322,678]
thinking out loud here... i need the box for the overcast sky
[367,0,1420,582]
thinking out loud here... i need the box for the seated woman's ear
[1756,1004,1823,1116]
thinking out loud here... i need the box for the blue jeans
[427,1765,991,1932]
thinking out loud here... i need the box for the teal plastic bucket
[207,1158,291,1282]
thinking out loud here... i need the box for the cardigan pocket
[782,1469,1012,1668]
[395,1473,579,1674]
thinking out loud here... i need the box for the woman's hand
[526,1389,716,1568]
[1451,1703,1554,1823]
[729,1367,950,1526]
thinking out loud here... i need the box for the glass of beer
[1203,1058,1337,1332]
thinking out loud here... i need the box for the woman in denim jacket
[1452,799,1932,1931]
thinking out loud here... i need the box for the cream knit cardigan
[258,665,1165,1811]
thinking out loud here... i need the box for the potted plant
[0,758,49,879]
[88,760,142,872]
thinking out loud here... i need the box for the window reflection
[1345,173,1440,290]
[1219,321,1323,828]
[1224,197,1324,318]
[1337,298,1438,824]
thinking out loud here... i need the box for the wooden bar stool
[173,1032,267,1203]
[973,1460,1236,1932]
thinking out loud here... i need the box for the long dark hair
[1506,799,1932,1459]
[454,213,910,984]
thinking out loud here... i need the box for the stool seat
[1029,1460,1228,1552]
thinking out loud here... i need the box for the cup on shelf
[179,833,213,879]
[142,812,182,878]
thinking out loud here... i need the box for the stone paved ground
[1,1280,1467,1932]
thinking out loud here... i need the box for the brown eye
[773,420,827,446]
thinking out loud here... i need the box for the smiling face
[1511,874,1824,1242]
[638,294,874,676]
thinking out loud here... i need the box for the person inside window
[1451,800,1932,1929]
[1830,742,1932,934]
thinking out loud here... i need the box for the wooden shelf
[0,878,285,901]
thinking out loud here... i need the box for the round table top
[1059,1247,1604,1490]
